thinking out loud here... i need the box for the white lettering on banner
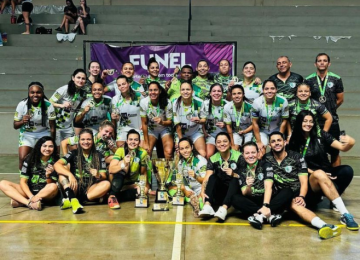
[129,53,187,70]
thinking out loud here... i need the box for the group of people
[0,52,358,240]
[0,0,33,34]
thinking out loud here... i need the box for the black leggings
[232,188,294,216]
[204,174,240,208]
[329,165,353,195]
[110,172,138,202]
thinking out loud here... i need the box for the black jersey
[268,72,303,101]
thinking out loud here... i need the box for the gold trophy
[152,159,173,211]
[135,175,149,208]
[172,172,185,206]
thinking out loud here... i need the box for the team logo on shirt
[231,163,237,170]
[327,82,334,88]
[289,82,296,88]
[284,166,293,173]
[258,173,264,180]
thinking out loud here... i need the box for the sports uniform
[239,79,262,103]
[192,76,214,100]
[167,78,202,102]
[67,134,113,158]
[268,72,303,101]
[14,99,56,147]
[213,74,231,99]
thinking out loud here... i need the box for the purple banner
[90,43,235,84]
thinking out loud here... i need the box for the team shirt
[20,156,57,192]
[111,92,142,130]
[67,134,113,157]
[264,150,308,193]
[268,72,303,101]
[107,78,145,97]
[14,99,56,133]
[239,79,262,103]
[77,96,112,131]
[167,78,202,102]
[177,154,207,191]
[202,99,228,137]
[173,96,206,137]
[60,150,107,187]
[50,85,83,129]
[192,76,214,100]
[139,96,173,132]
[224,101,252,132]
[288,98,328,130]
[113,147,148,184]
[305,72,344,124]
[251,95,289,134]
[207,149,242,185]
[213,74,231,98]
[238,157,273,197]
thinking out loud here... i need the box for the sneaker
[60,198,72,210]
[108,195,120,209]
[55,27,62,32]
[248,214,263,230]
[198,204,215,218]
[318,224,342,239]
[71,198,84,214]
[269,214,282,227]
[10,199,21,208]
[214,206,227,221]
[340,213,359,231]
[189,194,200,217]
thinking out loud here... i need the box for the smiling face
[148,83,160,101]
[148,62,159,78]
[72,72,87,88]
[40,140,55,158]
[179,140,193,160]
[99,125,114,140]
[231,87,244,104]
[210,85,223,102]
[296,84,311,102]
[116,78,130,94]
[180,83,193,99]
[243,145,258,165]
[28,85,44,105]
[276,57,292,74]
[79,132,93,151]
[196,61,209,77]
[180,68,193,81]
[315,55,331,72]
[88,62,100,77]
[302,115,314,133]
[121,62,134,78]
[269,134,285,153]
[215,135,231,153]
[219,60,230,76]
[242,63,256,79]
[91,83,104,100]
[127,133,140,150]
[263,81,277,100]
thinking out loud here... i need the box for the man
[265,132,341,239]
[268,56,303,101]
[305,53,344,166]
[166,65,201,102]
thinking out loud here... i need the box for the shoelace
[344,214,354,221]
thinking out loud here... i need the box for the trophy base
[155,190,168,203]
[152,203,170,211]
[135,197,149,208]
[172,196,185,206]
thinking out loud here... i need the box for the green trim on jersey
[210,149,242,164]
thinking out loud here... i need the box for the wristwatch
[121,162,125,170]
[263,203,270,208]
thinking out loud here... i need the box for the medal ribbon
[301,137,311,158]
[265,96,276,127]
[316,73,328,96]
[182,99,195,119]
[148,100,160,117]
[232,102,244,129]
[246,161,258,177]
[212,100,224,120]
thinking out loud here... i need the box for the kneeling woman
[231,142,293,229]
[176,137,207,216]
[54,128,110,214]
[198,132,242,221]
[0,137,59,211]
[108,129,149,209]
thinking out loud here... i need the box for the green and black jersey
[268,72,303,101]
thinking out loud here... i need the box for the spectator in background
[71,0,90,35]
[0,0,11,14]
[55,0,77,34]
[11,0,33,34]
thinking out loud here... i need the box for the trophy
[135,175,149,208]
[172,172,185,206]
[152,159,173,203]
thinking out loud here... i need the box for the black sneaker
[269,214,282,227]
[248,216,263,230]
[55,27,62,32]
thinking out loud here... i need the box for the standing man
[305,53,344,166]
[268,56,303,101]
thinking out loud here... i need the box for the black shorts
[22,2,33,13]
[304,183,323,209]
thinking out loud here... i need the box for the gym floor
[0,156,359,260]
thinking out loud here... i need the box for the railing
[188,0,192,42]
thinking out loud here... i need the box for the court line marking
[171,206,183,260]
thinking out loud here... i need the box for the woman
[54,128,110,214]
[251,79,289,157]
[61,120,117,164]
[231,142,293,229]
[11,0,33,34]
[50,68,86,148]
[141,57,166,94]
[239,61,262,103]
[108,129,149,209]
[14,82,56,170]
[198,132,242,221]
[287,83,332,140]
[111,75,143,147]
[55,0,77,34]
[192,60,214,100]
[202,83,228,159]
[75,82,112,134]
[224,84,253,151]
[213,59,233,100]
[140,81,173,158]
[176,137,207,217]
[0,137,59,211]
[71,0,90,34]
[173,81,207,157]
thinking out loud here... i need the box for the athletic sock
[311,217,327,229]
[332,197,349,215]
[64,187,75,201]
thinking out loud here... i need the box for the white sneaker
[214,206,227,221]
[198,204,215,218]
